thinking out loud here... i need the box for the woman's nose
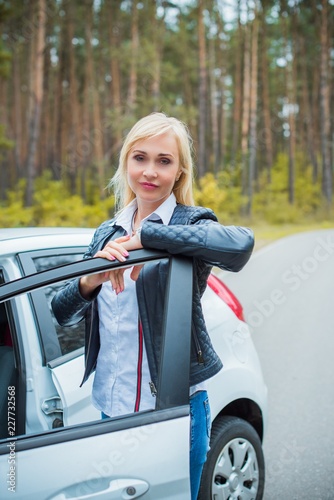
[143,162,157,177]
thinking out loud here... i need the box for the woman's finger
[130,265,143,281]
[108,270,118,292]
[94,249,116,261]
[103,241,130,262]
[109,268,126,294]
[114,235,131,244]
[94,246,128,263]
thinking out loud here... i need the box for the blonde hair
[109,112,195,210]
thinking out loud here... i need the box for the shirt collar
[149,192,177,225]
[110,193,177,233]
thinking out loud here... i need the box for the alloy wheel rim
[211,437,259,500]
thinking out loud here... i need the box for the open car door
[0,250,193,500]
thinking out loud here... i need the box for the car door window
[47,259,172,429]
[32,254,85,356]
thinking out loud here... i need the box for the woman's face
[127,132,180,211]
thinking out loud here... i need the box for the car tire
[198,415,265,500]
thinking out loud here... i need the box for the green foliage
[194,170,247,222]
[0,180,33,227]
[0,43,11,78]
[252,153,322,224]
[0,0,12,79]
[194,173,227,212]
[0,124,14,153]
[194,154,327,225]
[0,174,115,228]
[0,16,14,157]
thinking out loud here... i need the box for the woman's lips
[140,182,158,189]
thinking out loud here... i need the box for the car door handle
[50,478,149,499]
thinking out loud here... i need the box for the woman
[52,112,254,499]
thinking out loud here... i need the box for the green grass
[250,221,334,250]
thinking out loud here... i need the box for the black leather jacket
[52,204,254,390]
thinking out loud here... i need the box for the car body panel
[202,285,268,426]
[2,413,191,500]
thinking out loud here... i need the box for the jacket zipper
[137,319,157,398]
[134,319,143,412]
[149,381,157,397]
[193,325,204,364]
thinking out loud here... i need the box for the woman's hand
[79,234,143,298]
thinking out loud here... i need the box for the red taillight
[207,273,245,322]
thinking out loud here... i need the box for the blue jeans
[189,390,211,500]
[101,390,211,500]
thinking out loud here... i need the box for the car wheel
[198,415,265,500]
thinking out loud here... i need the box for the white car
[0,228,267,499]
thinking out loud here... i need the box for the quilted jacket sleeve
[140,218,254,273]
[51,278,99,327]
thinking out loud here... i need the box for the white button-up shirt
[92,193,205,417]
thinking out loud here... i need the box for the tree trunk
[281,0,296,205]
[85,0,105,198]
[12,50,22,181]
[80,26,91,201]
[53,0,67,181]
[241,22,251,197]
[0,77,9,198]
[197,0,207,177]
[25,0,46,206]
[80,0,106,198]
[151,1,165,112]
[67,0,80,194]
[209,36,219,174]
[127,1,139,113]
[259,1,273,183]
[300,36,318,182]
[319,0,332,204]
[38,35,49,177]
[178,16,194,112]
[108,1,122,149]
[215,6,226,173]
[247,7,259,216]
[231,0,243,170]
[288,10,297,205]
[218,65,226,174]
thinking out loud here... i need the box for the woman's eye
[134,155,144,162]
[160,158,170,165]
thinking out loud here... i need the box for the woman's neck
[132,205,154,232]
[135,201,160,223]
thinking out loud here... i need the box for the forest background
[0,0,333,246]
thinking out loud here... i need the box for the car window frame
[0,269,27,437]
[0,249,193,453]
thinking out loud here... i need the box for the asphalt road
[218,229,334,500]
